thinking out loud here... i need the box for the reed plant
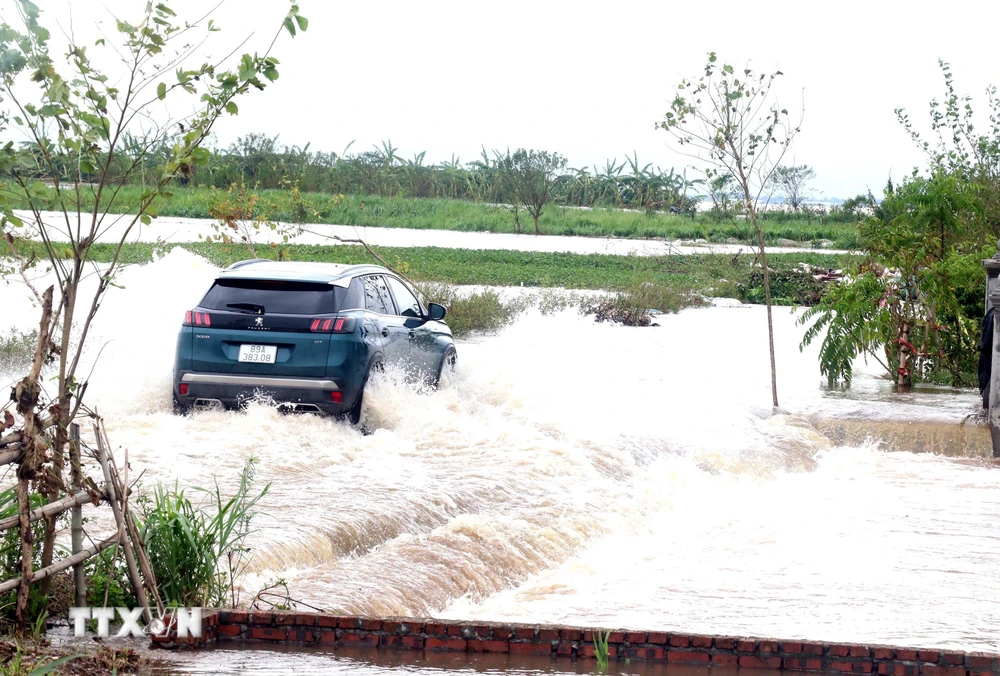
[139,457,269,608]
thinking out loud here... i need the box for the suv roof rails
[226,259,271,270]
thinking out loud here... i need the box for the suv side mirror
[427,302,447,321]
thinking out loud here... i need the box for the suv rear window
[200,279,343,315]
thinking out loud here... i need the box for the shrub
[139,457,268,607]
[415,283,528,337]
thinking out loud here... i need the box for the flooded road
[2,250,998,658]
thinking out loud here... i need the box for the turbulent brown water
[3,250,999,668]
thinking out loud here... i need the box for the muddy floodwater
[3,250,999,674]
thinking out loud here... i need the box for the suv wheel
[346,358,383,426]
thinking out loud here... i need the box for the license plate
[238,344,277,364]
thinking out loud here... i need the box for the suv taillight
[184,310,212,326]
[310,316,355,333]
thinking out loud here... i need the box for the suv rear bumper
[173,371,351,415]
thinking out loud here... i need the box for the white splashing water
[2,249,998,653]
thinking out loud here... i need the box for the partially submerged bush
[581,281,704,326]
[415,282,528,337]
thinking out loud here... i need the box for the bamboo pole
[0,535,118,595]
[70,423,86,607]
[101,427,163,615]
[95,425,153,625]
[0,490,92,532]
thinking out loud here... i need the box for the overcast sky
[15,0,1000,198]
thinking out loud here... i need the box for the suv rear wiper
[226,302,265,314]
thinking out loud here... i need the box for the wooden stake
[95,425,152,625]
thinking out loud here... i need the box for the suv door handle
[381,327,390,337]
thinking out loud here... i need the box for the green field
[9,185,863,248]
[17,240,852,307]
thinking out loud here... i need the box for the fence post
[69,423,85,607]
[984,242,1000,457]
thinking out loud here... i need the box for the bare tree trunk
[14,286,54,632]
[533,213,540,236]
[897,320,912,391]
[755,221,779,409]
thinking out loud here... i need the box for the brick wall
[155,610,1000,676]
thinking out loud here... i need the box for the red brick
[250,612,275,627]
[969,654,997,669]
[473,625,491,638]
[581,644,617,659]
[480,639,509,653]
[668,650,710,664]
[783,642,805,654]
[879,664,920,676]
[785,657,823,671]
[426,638,467,652]
[249,627,287,641]
[626,632,647,643]
[319,631,337,645]
[760,640,779,653]
[715,637,738,650]
[712,654,740,667]
[275,613,296,626]
[630,647,665,660]
[493,627,514,640]
[692,635,713,649]
[560,629,583,641]
[874,649,896,660]
[203,613,219,627]
[741,656,783,669]
[338,617,361,630]
[447,625,464,637]
[318,616,338,628]
[802,642,825,656]
[608,632,625,643]
[557,642,574,656]
[972,671,994,676]
[738,640,759,652]
[382,621,403,634]
[851,646,871,658]
[361,619,382,632]
[830,661,873,674]
[293,629,317,643]
[940,653,965,667]
[647,632,668,644]
[897,651,919,661]
[340,632,379,648]
[295,614,318,627]
[669,635,691,648]
[385,635,424,650]
[537,628,560,641]
[510,643,552,656]
[514,627,536,640]
[228,611,249,624]
[424,623,447,636]
[918,652,941,663]
[829,645,852,657]
[218,624,242,638]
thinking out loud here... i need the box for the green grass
[16,239,853,303]
[7,184,863,248]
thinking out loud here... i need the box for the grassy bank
[10,185,863,248]
[15,239,852,303]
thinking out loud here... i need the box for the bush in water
[139,457,269,608]
[415,283,529,337]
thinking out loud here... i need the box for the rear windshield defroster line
[200,279,344,315]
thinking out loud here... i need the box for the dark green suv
[172,260,455,421]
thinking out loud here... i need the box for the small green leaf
[224,100,238,115]
[263,68,278,82]
[294,15,308,31]
[157,82,166,99]
[283,16,296,36]
[140,214,151,225]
